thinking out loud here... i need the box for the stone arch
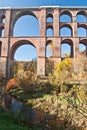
[46,8,54,16]
[76,10,87,22]
[46,40,54,57]
[76,10,86,15]
[46,13,53,22]
[9,40,38,76]
[0,14,5,23]
[10,40,37,61]
[60,24,73,37]
[78,24,87,28]
[60,10,72,22]
[46,26,53,37]
[61,39,73,58]
[12,10,40,36]
[77,25,87,37]
[79,39,87,56]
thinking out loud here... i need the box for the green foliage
[0,106,42,130]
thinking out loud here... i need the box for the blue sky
[0,0,87,8]
[0,0,87,61]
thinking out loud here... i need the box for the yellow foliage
[51,58,72,92]
[54,58,72,76]
[77,86,87,103]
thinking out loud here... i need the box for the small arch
[60,25,72,37]
[78,27,86,37]
[60,10,72,22]
[76,10,86,22]
[79,39,87,56]
[61,39,73,58]
[46,26,53,37]
[1,14,5,23]
[46,13,53,22]
[79,43,86,52]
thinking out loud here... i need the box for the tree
[52,58,72,93]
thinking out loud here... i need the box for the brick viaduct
[0,6,87,77]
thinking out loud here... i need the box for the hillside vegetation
[0,55,87,130]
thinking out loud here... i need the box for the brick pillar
[0,39,8,76]
[40,8,46,36]
[51,38,61,66]
[73,38,79,58]
[37,38,46,76]
[53,38,61,57]
[72,15,78,37]
[4,9,11,37]
[86,45,87,56]
[4,9,11,78]
[53,8,59,36]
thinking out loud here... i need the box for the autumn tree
[51,58,73,93]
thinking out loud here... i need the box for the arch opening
[61,39,73,58]
[79,43,86,53]
[46,40,54,76]
[46,27,53,37]
[46,40,54,58]
[60,14,72,22]
[76,11,86,22]
[78,27,86,37]
[76,14,86,22]
[46,14,53,22]
[60,27,72,37]
[0,14,5,23]
[10,41,37,77]
[13,14,40,37]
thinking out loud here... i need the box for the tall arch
[46,40,53,57]
[10,40,37,60]
[61,39,73,58]
[13,11,40,36]
[9,40,38,76]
